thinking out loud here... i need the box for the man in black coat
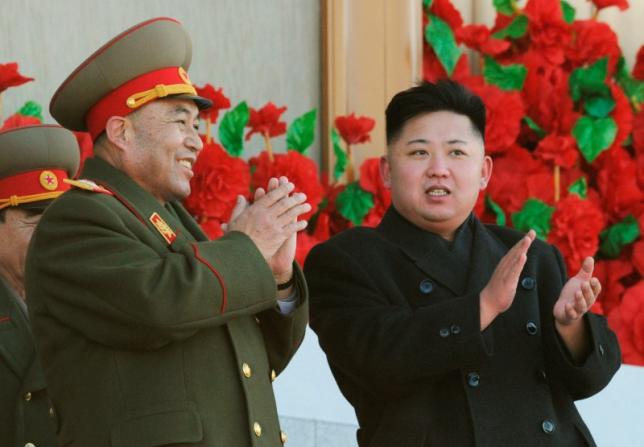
[305,81,620,446]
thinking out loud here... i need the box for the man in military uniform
[0,124,80,447]
[305,81,621,446]
[26,18,308,447]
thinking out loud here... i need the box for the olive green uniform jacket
[0,279,57,447]
[25,157,308,447]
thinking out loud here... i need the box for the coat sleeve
[26,193,279,350]
[256,262,309,376]
[540,244,621,400]
[306,240,491,399]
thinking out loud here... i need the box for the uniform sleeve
[306,240,491,399]
[256,262,309,377]
[26,193,278,350]
[540,245,621,400]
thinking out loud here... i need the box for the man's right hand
[226,178,310,261]
[479,230,536,330]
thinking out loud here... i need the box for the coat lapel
[82,157,196,250]
[377,207,465,295]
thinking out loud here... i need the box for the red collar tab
[85,66,196,140]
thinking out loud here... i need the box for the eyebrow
[405,138,467,145]
[168,106,197,119]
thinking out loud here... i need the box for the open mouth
[426,186,451,197]
[178,159,194,170]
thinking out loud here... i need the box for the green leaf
[286,109,317,154]
[218,101,249,157]
[615,57,644,108]
[493,0,515,15]
[485,195,506,227]
[492,15,528,40]
[511,199,555,240]
[331,129,348,181]
[600,215,640,258]
[425,14,462,76]
[523,116,546,137]
[483,56,528,91]
[572,116,617,163]
[18,100,43,121]
[423,0,433,9]
[584,96,615,119]
[569,57,610,102]
[561,0,576,24]
[336,182,374,226]
[568,177,588,199]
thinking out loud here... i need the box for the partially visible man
[26,18,309,447]
[305,81,621,446]
[0,124,80,447]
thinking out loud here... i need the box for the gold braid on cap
[126,83,198,109]
[0,192,63,210]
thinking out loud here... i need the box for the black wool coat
[305,207,620,447]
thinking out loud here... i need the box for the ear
[104,116,133,151]
[379,155,392,189]
[479,155,493,190]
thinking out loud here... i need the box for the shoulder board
[63,179,114,196]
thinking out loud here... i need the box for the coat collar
[82,157,208,247]
[377,207,506,295]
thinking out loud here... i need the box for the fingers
[590,277,601,298]
[577,256,594,279]
[257,180,295,207]
[229,195,248,222]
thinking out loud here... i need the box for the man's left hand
[553,257,602,326]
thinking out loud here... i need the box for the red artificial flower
[73,131,93,177]
[487,145,537,214]
[634,110,644,155]
[334,113,376,146]
[548,194,606,274]
[605,83,633,153]
[456,25,510,57]
[634,46,644,80]
[595,257,633,316]
[359,157,391,227]
[633,240,644,277]
[201,218,225,240]
[534,134,579,168]
[423,47,470,83]
[194,83,231,123]
[250,150,324,221]
[184,139,251,223]
[245,102,287,141]
[1,113,40,130]
[521,58,579,135]
[566,20,621,74]
[0,62,33,93]
[608,281,644,366]
[524,0,571,66]
[596,147,643,221]
[463,78,525,154]
[591,0,629,11]
[429,0,463,30]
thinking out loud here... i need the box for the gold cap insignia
[178,67,192,85]
[39,170,59,191]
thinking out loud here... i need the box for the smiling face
[380,111,492,240]
[124,98,203,203]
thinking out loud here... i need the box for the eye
[410,149,428,156]
[450,149,466,156]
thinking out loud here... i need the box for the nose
[426,153,449,178]
[186,128,203,153]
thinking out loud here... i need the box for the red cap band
[0,169,71,200]
[85,66,194,140]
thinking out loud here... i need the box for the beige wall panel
[0,0,321,161]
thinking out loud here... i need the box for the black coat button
[467,372,480,387]
[542,419,556,434]
[598,344,605,357]
[439,328,450,338]
[538,369,547,381]
[450,324,461,335]
[526,322,538,335]
[521,276,536,290]
[419,279,434,294]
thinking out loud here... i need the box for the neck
[0,267,25,301]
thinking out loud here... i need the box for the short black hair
[385,80,486,145]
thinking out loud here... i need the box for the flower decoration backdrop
[1,0,642,366]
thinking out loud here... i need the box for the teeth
[179,160,192,169]
[428,189,448,196]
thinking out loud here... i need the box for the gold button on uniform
[25,443,36,447]
[280,430,288,444]
[253,422,262,437]
[242,363,252,378]
[24,392,32,402]
[49,406,55,417]
[271,369,277,382]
